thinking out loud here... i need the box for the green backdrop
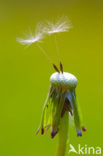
[0,0,103,155]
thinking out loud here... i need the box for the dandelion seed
[16,24,44,46]
[16,23,53,63]
[44,16,71,35]
[16,33,43,46]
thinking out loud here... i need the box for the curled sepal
[51,87,68,138]
[37,85,54,135]
[67,90,83,136]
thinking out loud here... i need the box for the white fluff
[17,33,42,45]
[44,16,71,35]
[16,24,44,46]
[17,16,71,47]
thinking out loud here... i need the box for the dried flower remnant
[37,62,87,139]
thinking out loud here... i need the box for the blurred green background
[0,0,103,156]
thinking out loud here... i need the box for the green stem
[56,111,69,156]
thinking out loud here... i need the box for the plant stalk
[56,111,69,156]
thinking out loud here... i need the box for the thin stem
[37,44,53,64]
[54,35,61,62]
[56,111,69,156]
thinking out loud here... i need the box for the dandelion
[37,62,87,156]
[44,16,71,35]
[17,17,87,156]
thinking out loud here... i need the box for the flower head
[37,63,87,138]
[44,16,71,35]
